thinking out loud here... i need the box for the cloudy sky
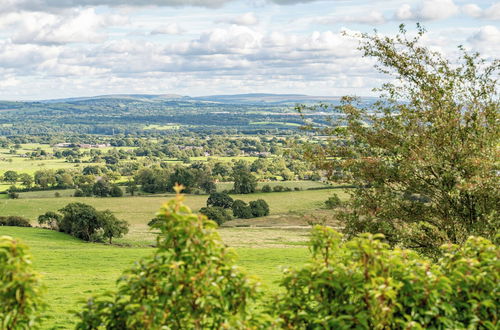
[0,0,499,100]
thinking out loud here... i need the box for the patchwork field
[0,227,310,329]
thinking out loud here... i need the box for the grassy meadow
[1,227,310,329]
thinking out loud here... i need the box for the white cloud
[217,12,259,26]
[467,25,500,48]
[462,3,500,20]
[395,0,459,21]
[151,23,184,35]
[313,11,386,25]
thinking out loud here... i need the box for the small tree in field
[99,210,129,244]
[206,192,234,209]
[0,236,45,329]
[38,211,62,230]
[301,25,499,255]
[233,169,257,194]
[76,185,264,329]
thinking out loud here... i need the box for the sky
[0,0,499,100]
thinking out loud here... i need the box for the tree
[199,206,232,225]
[109,184,123,197]
[92,180,111,197]
[167,167,196,193]
[0,236,45,329]
[232,200,253,219]
[3,170,18,184]
[125,179,138,196]
[19,173,33,189]
[249,199,270,217]
[76,187,262,328]
[58,203,103,241]
[99,210,129,244]
[37,211,62,230]
[301,25,499,255]
[233,169,257,194]
[207,192,234,209]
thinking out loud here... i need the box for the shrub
[324,194,342,209]
[249,199,270,217]
[73,189,84,197]
[261,184,272,193]
[233,170,257,194]
[8,191,19,199]
[273,185,284,192]
[37,211,62,230]
[109,185,123,197]
[199,206,232,225]
[272,226,499,329]
[0,236,45,329]
[232,200,253,219]
[0,216,31,227]
[206,192,234,209]
[76,186,263,328]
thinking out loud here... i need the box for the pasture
[0,227,310,329]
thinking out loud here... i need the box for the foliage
[301,25,500,255]
[109,185,123,197]
[75,186,264,329]
[206,192,234,209]
[0,216,32,227]
[249,199,270,217]
[0,236,45,329]
[100,210,129,244]
[37,211,62,230]
[199,206,232,225]
[233,169,257,194]
[58,203,103,241]
[324,194,342,209]
[232,199,254,219]
[261,184,272,193]
[272,226,499,329]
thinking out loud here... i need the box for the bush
[8,191,19,199]
[0,236,45,329]
[76,188,263,328]
[73,189,84,197]
[206,192,234,209]
[199,206,232,225]
[325,194,342,209]
[109,185,123,197]
[261,184,272,193]
[272,226,499,329]
[249,199,270,217]
[231,200,253,219]
[0,216,31,227]
[37,211,62,230]
[273,185,284,192]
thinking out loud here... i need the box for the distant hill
[31,93,374,106]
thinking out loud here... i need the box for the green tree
[206,192,234,209]
[233,169,257,194]
[232,200,253,219]
[109,184,123,197]
[125,179,138,196]
[301,25,499,255]
[92,180,111,197]
[58,203,103,241]
[99,210,129,244]
[76,187,263,328]
[19,173,33,189]
[249,199,270,217]
[0,236,45,329]
[3,170,18,184]
[37,211,62,230]
[167,167,196,193]
[199,206,232,225]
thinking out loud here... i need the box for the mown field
[1,227,310,329]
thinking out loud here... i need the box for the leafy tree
[261,184,272,193]
[325,194,342,209]
[109,184,123,197]
[200,179,217,194]
[207,192,234,209]
[0,236,45,329]
[199,206,232,225]
[301,25,500,255]
[233,169,257,194]
[125,179,138,196]
[99,210,129,244]
[76,187,263,328]
[3,170,19,184]
[92,180,111,197]
[167,167,197,193]
[58,203,103,241]
[232,200,253,219]
[249,199,270,217]
[37,211,62,230]
[34,170,56,189]
[19,173,33,189]
[0,216,31,227]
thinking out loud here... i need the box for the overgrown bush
[0,236,45,329]
[261,184,272,193]
[249,199,270,217]
[109,185,123,197]
[232,199,254,219]
[273,185,284,192]
[0,216,31,227]
[324,194,342,209]
[199,206,232,225]
[76,186,264,329]
[206,192,234,209]
[272,226,499,329]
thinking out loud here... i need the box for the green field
[0,227,310,329]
